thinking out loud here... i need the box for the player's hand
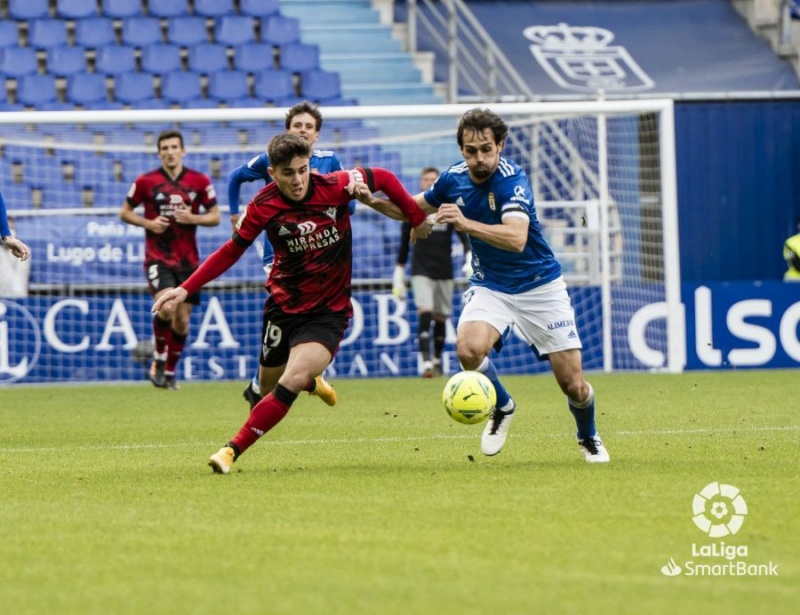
[1,235,30,261]
[148,215,171,234]
[229,212,240,231]
[263,260,273,279]
[152,287,188,313]
[435,203,468,231]
[347,179,373,205]
[461,251,473,278]
[173,203,194,225]
[392,265,406,299]
[410,214,434,244]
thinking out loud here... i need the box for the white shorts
[411,276,454,316]
[458,277,582,358]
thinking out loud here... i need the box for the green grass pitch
[0,371,797,615]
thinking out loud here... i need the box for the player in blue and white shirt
[227,101,354,409]
[362,108,609,463]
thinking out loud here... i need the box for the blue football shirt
[424,156,561,294]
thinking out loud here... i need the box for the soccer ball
[442,371,496,425]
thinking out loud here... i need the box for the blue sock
[474,358,513,412]
[568,383,596,440]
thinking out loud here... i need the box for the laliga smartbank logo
[660,482,779,578]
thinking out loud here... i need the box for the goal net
[0,101,681,385]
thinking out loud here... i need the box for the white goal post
[0,100,682,385]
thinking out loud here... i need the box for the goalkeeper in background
[392,167,471,378]
[358,108,609,464]
[120,130,220,390]
[227,100,353,409]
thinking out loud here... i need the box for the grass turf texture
[0,371,797,615]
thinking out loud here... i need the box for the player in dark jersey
[393,167,471,378]
[152,133,430,474]
[120,129,220,390]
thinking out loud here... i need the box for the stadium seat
[279,43,320,73]
[102,0,142,18]
[17,74,58,106]
[121,17,163,47]
[82,100,126,110]
[0,47,39,78]
[253,69,294,102]
[239,0,280,18]
[28,20,69,49]
[37,101,78,111]
[0,22,21,47]
[300,70,341,102]
[95,45,137,76]
[262,15,300,46]
[57,0,100,18]
[140,43,183,74]
[166,17,209,46]
[147,0,189,18]
[47,46,88,76]
[67,73,109,105]
[233,42,274,73]
[74,18,116,48]
[193,0,235,17]
[214,16,256,45]
[187,43,230,74]
[114,72,156,103]
[8,0,49,20]
[160,71,202,103]
[208,71,250,101]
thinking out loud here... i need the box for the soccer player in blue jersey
[227,101,352,409]
[361,108,609,463]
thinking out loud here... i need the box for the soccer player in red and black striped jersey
[152,133,431,474]
[120,129,220,390]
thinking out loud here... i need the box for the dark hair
[421,166,439,176]
[157,129,184,150]
[285,101,323,132]
[267,133,311,168]
[456,108,508,148]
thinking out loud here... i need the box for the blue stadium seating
[253,69,294,102]
[48,47,88,76]
[57,0,100,19]
[187,43,229,74]
[74,18,116,48]
[17,74,58,106]
[102,0,142,18]
[279,43,319,73]
[8,0,49,20]
[114,73,156,104]
[300,70,341,102]
[193,0,235,18]
[37,101,78,111]
[67,74,109,105]
[121,17,163,47]
[0,22,20,47]
[166,17,209,46]
[207,71,250,101]
[232,42,274,73]
[262,15,300,46]
[96,45,137,76]
[0,47,39,77]
[215,16,256,45]
[147,0,189,18]
[239,0,280,18]
[29,20,69,49]
[160,71,202,103]
[82,100,126,110]
[141,43,183,74]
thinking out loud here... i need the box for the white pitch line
[0,425,797,454]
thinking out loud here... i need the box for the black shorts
[259,298,350,368]
[146,263,200,306]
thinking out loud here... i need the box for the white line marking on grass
[1,425,797,454]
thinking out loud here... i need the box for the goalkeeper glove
[461,252,473,278]
[392,265,407,299]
